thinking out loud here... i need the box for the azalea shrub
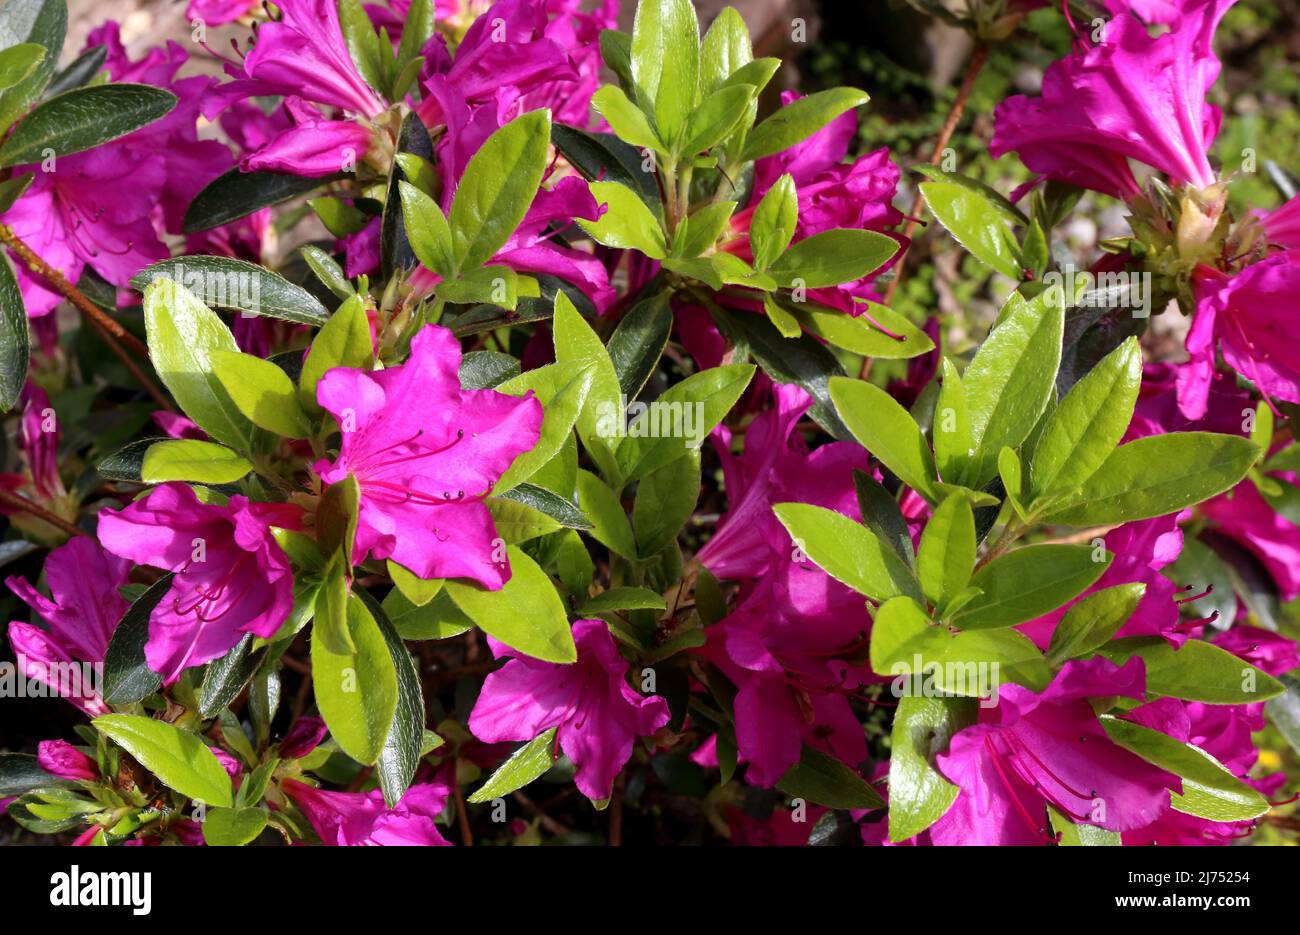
[0,0,1298,849]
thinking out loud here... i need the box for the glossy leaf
[742,87,868,162]
[311,592,398,766]
[776,745,884,810]
[829,377,939,500]
[1045,433,1259,526]
[961,287,1064,487]
[888,696,976,842]
[1101,716,1270,822]
[467,728,558,803]
[768,229,899,288]
[0,254,28,412]
[1097,637,1284,704]
[212,350,311,438]
[953,544,1111,630]
[141,439,253,485]
[131,256,329,326]
[774,502,920,603]
[0,83,175,166]
[449,109,551,270]
[444,545,577,663]
[917,494,975,613]
[1046,583,1145,664]
[1030,337,1141,499]
[94,715,234,807]
[578,180,668,258]
[143,279,256,451]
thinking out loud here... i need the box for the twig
[0,488,89,539]
[0,225,175,412]
[453,760,474,846]
[512,790,572,837]
[609,774,624,847]
[876,43,991,321]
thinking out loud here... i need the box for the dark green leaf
[953,544,1110,630]
[853,470,915,567]
[776,745,884,810]
[0,752,64,796]
[130,256,329,326]
[183,169,344,233]
[1044,433,1259,526]
[550,124,659,209]
[199,634,265,720]
[101,575,172,705]
[0,254,28,412]
[381,111,434,277]
[0,83,174,166]
[356,588,425,806]
[607,291,672,399]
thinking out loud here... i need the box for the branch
[879,42,991,313]
[0,225,176,413]
[0,488,89,539]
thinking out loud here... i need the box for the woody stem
[875,42,991,321]
[0,488,90,539]
[0,225,175,412]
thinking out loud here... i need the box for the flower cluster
[0,0,1296,849]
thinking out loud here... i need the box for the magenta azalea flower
[88,22,233,234]
[1214,625,1300,677]
[5,537,131,717]
[697,383,819,578]
[1180,253,1300,418]
[1120,693,1281,845]
[0,145,168,317]
[723,91,905,314]
[313,324,542,588]
[928,657,1179,845]
[1258,192,1300,249]
[186,0,259,25]
[468,619,670,801]
[1199,478,1300,602]
[205,0,387,174]
[233,0,386,117]
[0,383,67,512]
[280,716,330,760]
[37,740,98,782]
[0,23,231,316]
[240,99,376,177]
[97,483,300,683]
[412,0,598,136]
[282,779,453,846]
[991,0,1233,198]
[697,384,875,785]
[1018,515,1189,648]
